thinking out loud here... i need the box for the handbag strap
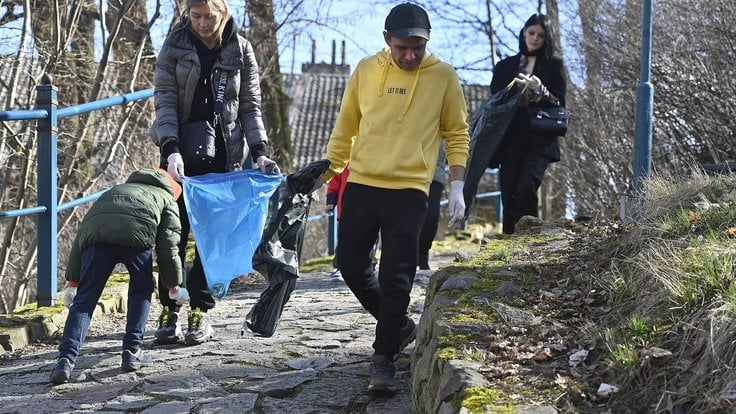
[213,70,228,121]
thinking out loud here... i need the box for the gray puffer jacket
[150,18,267,171]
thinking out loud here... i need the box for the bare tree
[0,0,162,312]
[246,0,294,171]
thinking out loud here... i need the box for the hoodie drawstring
[377,48,426,122]
[378,59,390,98]
[397,65,421,122]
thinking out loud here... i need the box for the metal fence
[0,76,154,307]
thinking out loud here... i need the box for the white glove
[516,73,544,91]
[514,73,541,91]
[527,74,542,91]
[63,285,77,308]
[168,287,190,305]
[256,155,281,174]
[167,153,185,182]
[513,74,529,89]
[447,180,466,227]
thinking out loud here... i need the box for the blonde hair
[186,0,231,44]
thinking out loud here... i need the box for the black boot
[417,253,430,270]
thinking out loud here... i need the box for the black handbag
[179,120,217,166]
[178,70,229,166]
[528,105,570,136]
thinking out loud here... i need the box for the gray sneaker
[184,308,214,345]
[154,306,182,344]
[121,349,154,372]
[367,354,397,395]
[49,357,74,385]
[329,269,343,281]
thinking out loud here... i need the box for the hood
[170,15,237,48]
[220,17,236,45]
[126,168,182,201]
[375,47,440,70]
[375,48,441,122]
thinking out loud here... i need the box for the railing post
[327,212,337,255]
[36,74,58,307]
[632,0,654,193]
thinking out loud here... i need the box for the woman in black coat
[490,13,567,234]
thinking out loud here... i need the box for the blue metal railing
[0,78,154,306]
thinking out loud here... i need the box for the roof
[285,70,490,170]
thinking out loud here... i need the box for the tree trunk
[246,0,293,172]
[105,0,155,91]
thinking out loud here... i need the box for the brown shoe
[399,317,417,352]
[368,354,397,395]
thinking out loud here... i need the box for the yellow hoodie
[322,48,470,195]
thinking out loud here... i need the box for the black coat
[490,54,567,163]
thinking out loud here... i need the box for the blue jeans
[58,243,154,363]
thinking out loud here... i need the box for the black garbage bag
[243,159,331,337]
[463,82,526,220]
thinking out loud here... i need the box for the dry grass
[598,169,736,412]
[297,168,736,412]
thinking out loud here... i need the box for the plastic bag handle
[506,78,528,93]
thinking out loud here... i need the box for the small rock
[470,296,490,306]
[562,289,582,301]
[597,383,619,398]
[549,343,567,353]
[568,349,588,367]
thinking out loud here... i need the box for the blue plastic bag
[182,169,283,299]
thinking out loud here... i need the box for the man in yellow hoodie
[315,2,470,395]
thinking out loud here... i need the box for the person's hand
[447,180,466,227]
[326,204,335,213]
[63,282,78,308]
[513,74,529,90]
[525,74,542,90]
[167,153,185,182]
[168,286,190,305]
[515,73,542,90]
[256,156,281,174]
[518,73,547,94]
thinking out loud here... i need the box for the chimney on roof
[311,39,316,64]
[301,39,351,75]
[331,40,336,66]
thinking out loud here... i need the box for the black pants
[337,183,427,358]
[157,161,226,312]
[418,180,444,262]
[499,152,552,234]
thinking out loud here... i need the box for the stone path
[0,263,443,413]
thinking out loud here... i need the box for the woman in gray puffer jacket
[150,0,279,346]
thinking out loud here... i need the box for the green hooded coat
[65,169,183,289]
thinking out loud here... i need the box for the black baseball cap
[384,3,431,40]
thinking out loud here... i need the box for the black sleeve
[543,57,567,107]
[490,57,518,95]
[161,141,180,159]
[249,141,268,161]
